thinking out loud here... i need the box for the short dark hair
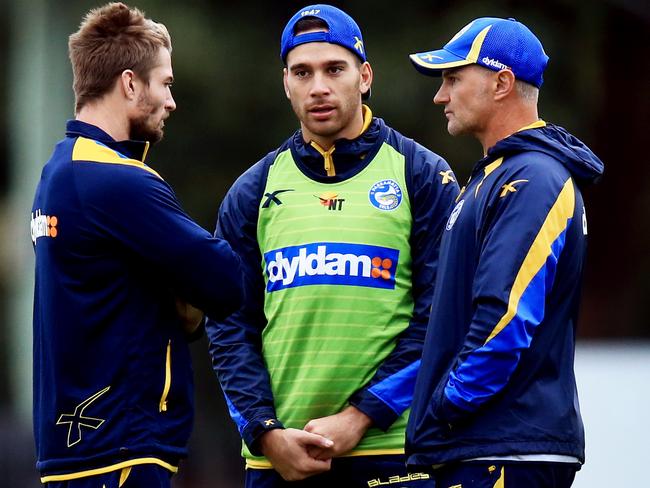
[68,2,171,113]
[293,17,329,35]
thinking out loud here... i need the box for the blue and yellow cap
[409,17,549,87]
[280,4,367,64]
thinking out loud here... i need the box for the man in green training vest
[207,4,459,487]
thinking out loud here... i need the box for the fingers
[276,445,332,481]
[296,429,334,449]
[306,445,332,461]
[261,428,333,481]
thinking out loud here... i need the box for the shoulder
[226,143,289,203]
[382,124,450,171]
[500,150,572,191]
[219,142,291,224]
[70,137,174,205]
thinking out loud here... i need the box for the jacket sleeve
[205,156,284,455]
[434,161,577,426]
[349,143,460,430]
[76,163,244,321]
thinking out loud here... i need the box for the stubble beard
[129,93,165,143]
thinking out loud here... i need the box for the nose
[166,95,176,112]
[433,82,448,105]
[309,72,330,97]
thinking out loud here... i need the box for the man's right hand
[259,428,334,481]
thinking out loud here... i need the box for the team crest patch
[446,199,464,231]
[369,179,402,211]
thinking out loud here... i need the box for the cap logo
[353,36,364,54]
[420,53,443,61]
[300,9,320,17]
[482,56,510,70]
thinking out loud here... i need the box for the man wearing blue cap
[207,4,458,487]
[406,17,604,487]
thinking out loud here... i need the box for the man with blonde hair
[31,3,243,486]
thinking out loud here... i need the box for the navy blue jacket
[207,117,459,454]
[405,123,604,466]
[31,121,244,481]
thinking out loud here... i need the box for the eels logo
[264,242,399,292]
[446,199,464,231]
[369,179,402,211]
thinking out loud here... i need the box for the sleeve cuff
[241,415,285,456]
[436,394,472,427]
[349,389,400,432]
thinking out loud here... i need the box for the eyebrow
[289,59,350,71]
[441,68,462,78]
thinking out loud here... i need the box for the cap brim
[409,49,473,76]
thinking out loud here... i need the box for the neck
[76,97,130,141]
[302,103,366,150]
[479,103,539,155]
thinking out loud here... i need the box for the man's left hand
[304,406,372,459]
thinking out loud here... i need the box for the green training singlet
[248,141,414,464]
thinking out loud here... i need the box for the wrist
[344,405,372,432]
[244,416,285,456]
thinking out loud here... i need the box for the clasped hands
[259,406,372,481]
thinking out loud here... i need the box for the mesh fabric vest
[250,142,414,461]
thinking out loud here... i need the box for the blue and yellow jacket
[31,120,244,482]
[405,122,604,466]
[207,113,459,458]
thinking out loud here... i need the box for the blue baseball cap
[280,4,367,64]
[409,17,549,87]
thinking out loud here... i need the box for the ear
[494,69,516,101]
[283,67,290,100]
[359,61,373,97]
[120,69,137,101]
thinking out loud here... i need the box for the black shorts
[246,454,434,488]
[433,461,580,488]
[45,464,173,488]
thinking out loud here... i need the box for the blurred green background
[0,0,648,486]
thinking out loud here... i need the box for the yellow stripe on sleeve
[484,178,575,344]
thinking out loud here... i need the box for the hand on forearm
[260,428,334,481]
[174,298,204,335]
[304,406,372,459]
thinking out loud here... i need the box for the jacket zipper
[159,340,172,412]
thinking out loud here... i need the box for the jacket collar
[65,120,150,163]
[289,105,386,183]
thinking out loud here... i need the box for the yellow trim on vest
[40,457,178,482]
[159,340,172,412]
[474,157,504,198]
[118,466,132,487]
[485,178,575,344]
[72,137,161,179]
[493,466,505,488]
